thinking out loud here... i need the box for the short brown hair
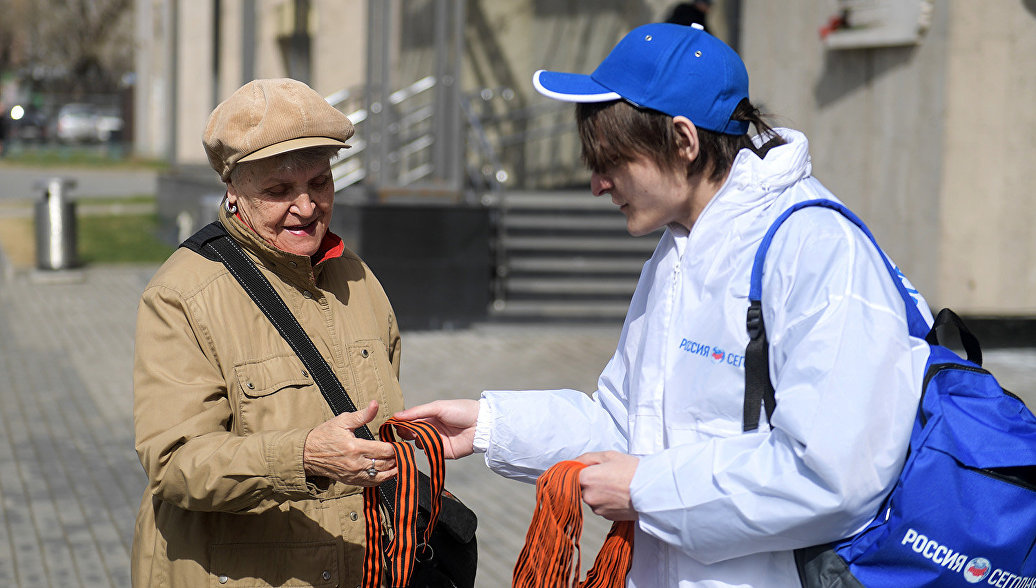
[576,99,784,183]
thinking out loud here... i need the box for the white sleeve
[629,211,929,564]
[479,345,633,484]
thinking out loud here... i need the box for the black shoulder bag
[181,222,478,588]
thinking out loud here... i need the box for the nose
[291,191,316,216]
[590,172,613,197]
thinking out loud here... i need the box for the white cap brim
[532,70,622,103]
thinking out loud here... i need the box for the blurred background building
[3,0,1035,332]
[0,0,134,150]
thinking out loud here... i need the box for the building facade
[134,0,1036,317]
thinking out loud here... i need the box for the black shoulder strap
[179,221,229,262]
[180,225,399,509]
[743,300,776,433]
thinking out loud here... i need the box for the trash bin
[34,177,78,270]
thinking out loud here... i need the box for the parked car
[55,103,99,143]
[5,105,50,143]
[94,105,125,142]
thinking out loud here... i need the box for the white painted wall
[741,1,1036,314]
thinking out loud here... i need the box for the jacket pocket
[232,354,328,434]
[234,355,312,398]
[209,541,339,587]
[346,340,402,416]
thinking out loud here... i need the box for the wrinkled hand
[393,399,479,459]
[303,400,397,486]
[575,451,640,521]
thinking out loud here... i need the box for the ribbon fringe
[513,460,634,588]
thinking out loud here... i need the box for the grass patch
[78,213,175,264]
[0,211,175,268]
[0,144,168,170]
[0,216,35,267]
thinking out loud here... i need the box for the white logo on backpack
[901,529,1036,586]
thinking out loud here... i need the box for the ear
[672,116,700,163]
[225,181,239,206]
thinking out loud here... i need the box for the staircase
[490,190,661,322]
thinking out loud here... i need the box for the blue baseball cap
[533,22,749,135]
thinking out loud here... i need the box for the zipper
[975,465,1036,492]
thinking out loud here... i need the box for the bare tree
[1,0,134,96]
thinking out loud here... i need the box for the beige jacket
[132,207,404,587]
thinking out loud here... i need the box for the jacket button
[322,570,331,581]
[289,261,298,268]
[350,511,358,521]
[361,349,369,358]
[303,291,312,299]
[246,382,254,389]
[218,575,229,584]
[302,369,309,377]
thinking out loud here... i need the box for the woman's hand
[575,451,640,521]
[393,399,480,459]
[303,400,397,486]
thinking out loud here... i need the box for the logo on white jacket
[678,338,744,368]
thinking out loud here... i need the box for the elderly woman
[132,78,404,586]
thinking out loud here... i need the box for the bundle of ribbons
[513,460,635,588]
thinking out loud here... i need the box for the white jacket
[476,129,933,586]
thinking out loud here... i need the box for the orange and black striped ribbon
[513,460,635,588]
[362,418,447,588]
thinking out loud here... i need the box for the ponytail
[690,99,785,182]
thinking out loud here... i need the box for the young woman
[397,23,932,586]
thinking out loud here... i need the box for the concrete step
[500,213,629,232]
[504,256,647,274]
[501,235,658,254]
[491,299,630,320]
[506,276,638,296]
[492,190,654,322]
[501,191,609,210]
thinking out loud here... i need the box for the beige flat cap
[203,78,354,181]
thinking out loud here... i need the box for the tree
[0,0,134,97]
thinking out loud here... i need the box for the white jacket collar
[665,128,812,247]
[717,128,812,205]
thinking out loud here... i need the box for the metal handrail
[327,77,584,196]
[329,76,440,192]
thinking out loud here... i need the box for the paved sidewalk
[0,262,1034,587]
[0,263,621,587]
[0,165,158,202]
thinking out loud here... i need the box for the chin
[625,222,655,237]
[276,239,321,257]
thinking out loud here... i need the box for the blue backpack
[743,199,1036,587]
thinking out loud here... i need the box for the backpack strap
[742,199,930,432]
[926,307,982,366]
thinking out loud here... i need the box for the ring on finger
[366,458,377,478]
